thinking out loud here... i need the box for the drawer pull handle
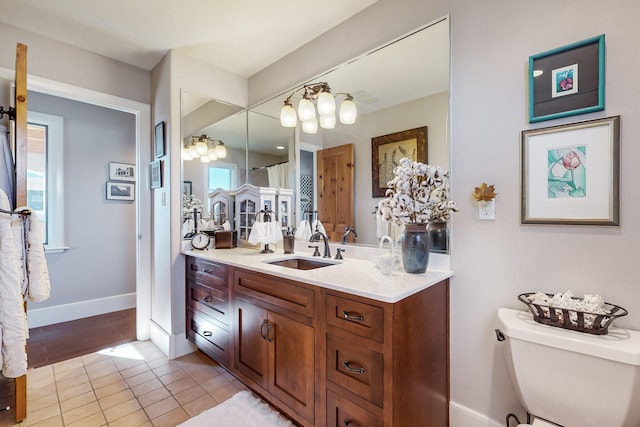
[203,296,213,303]
[343,420,350,427]
[203,331,212,337]
[343,360,365,374]
[203,269,213,274]
[260,319,268,340]
[266,322,274,343]
[342,311,364,322]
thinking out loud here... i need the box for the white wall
[250,0,640,425]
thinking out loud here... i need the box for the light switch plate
[479,200,495,220]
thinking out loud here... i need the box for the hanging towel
[22,209,50,303]
[0,190,28,378]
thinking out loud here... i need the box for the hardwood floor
[0,309,136,426]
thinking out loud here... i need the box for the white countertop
[183,244,453,303]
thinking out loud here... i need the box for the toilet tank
[496,308,640,427]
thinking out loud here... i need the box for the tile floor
[12,340,247,426]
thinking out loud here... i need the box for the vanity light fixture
[182,134,227,162]
[280,82,357,133]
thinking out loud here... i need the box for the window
[208,164,236,192]
[27,111,65,252]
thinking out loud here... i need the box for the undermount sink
[264,257,336,270]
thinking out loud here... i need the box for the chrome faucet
[310,231,331,258]
[342,226,358,244]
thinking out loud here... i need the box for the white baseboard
[450,402,503,427]
[27,293,136,328]
[149,321,196,359]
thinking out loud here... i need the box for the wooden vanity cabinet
[233,268,320,426]
[324,280,449,426]
[185,257,231,366]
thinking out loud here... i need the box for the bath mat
[177,390,294,427]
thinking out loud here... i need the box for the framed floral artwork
[371,126,427,197]
[528,35,605,123]
[521,116,620,225]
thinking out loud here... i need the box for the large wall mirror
[181,16,450,250]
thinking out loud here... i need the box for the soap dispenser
[283,227,295,254]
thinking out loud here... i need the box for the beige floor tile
[98,388,134,410]
[131,377,164,397]
[81,351,113,366]
[165,376,196,395]
[27,392,59,413]
[113,357,145,372]
[210,380,241,403]
[199,373,232,394]
[21,402,60,426]
[143,396,180,421]
[173,384,207,406]
[94,379,129,399]
[53,365,87,383]
[186,365,221,383]
[52,357,84,374]
[57,381,93,402]
[27,381,57,401]
[137,386,171,408]
[150,360,181,377]
[102,398,142,423]
[65,409,107,427]
[157,369,188,386]
[120,362,151,379]
[181,393,217,417]
[61,400,102,425]
[85,359,118,380]
[149,406,190,427]
[59,390,97,413]
[27,365,54,383]
[108,408,151,427]
[90,371,123,389]
[55,371,89,390]
[24,414,64,427]
[145,356,170,370]
[125,370,157,388]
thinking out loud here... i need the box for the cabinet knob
[343,360,365,374]
[203,296,213,303]
[342,311,365,322]
[260,319,268,340]
[203,269,213,274]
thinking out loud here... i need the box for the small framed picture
[521,116,620,225]
[154,121,165,158]
[150,160,163,189]
[106,182,135,201]
[371,126,427,197]
[528,35,605,123]
[108,162,135,182]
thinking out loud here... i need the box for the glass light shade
[188,145,200,158]
[319,114,336,129]
[207,148,218,161]
[214,143,227,158]
[317,91,335,115]
[302,117,318,134]
[339,98,357,124]
[195,141,208,155]
[280,104,297,127]
[298,97,315,122]
[182,147,193,160]
[200,155,210,163]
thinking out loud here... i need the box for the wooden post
[14,42,28,423]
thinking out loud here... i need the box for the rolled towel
[24,210,50,303]
[295,220,311,240]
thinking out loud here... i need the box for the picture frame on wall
[371,126,427,197]
[150,160,163,189]
[108,162,135,182]
[154,121,165,158]
[521,116,619,225]
[529,34,605,123]
[106,181,135,201]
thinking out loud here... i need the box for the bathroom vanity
[185,248,451,426]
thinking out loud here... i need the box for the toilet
[496,307,640,427]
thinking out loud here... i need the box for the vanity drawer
[234,269,314,318]
[187,258,228,288]
[327,389,383,427]
[326,294,384,343]
[187,279,229,325]
[187,308,229,365]
[326,334,384,407]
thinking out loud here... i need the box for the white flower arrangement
[183,194,204,218]
[377,157,457,225]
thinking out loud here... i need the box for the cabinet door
[268,310,315,422]
[234,298,269,387]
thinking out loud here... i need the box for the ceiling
[0,0,376,78]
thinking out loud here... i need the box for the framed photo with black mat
[150,160,163,189]
[521,116,619,225]
[528,35,605,123]
[154,121,165,158]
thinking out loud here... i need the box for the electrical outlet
[479,200,495,220]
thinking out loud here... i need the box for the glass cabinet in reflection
[208,188,233,229]
[234,184,277,245]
